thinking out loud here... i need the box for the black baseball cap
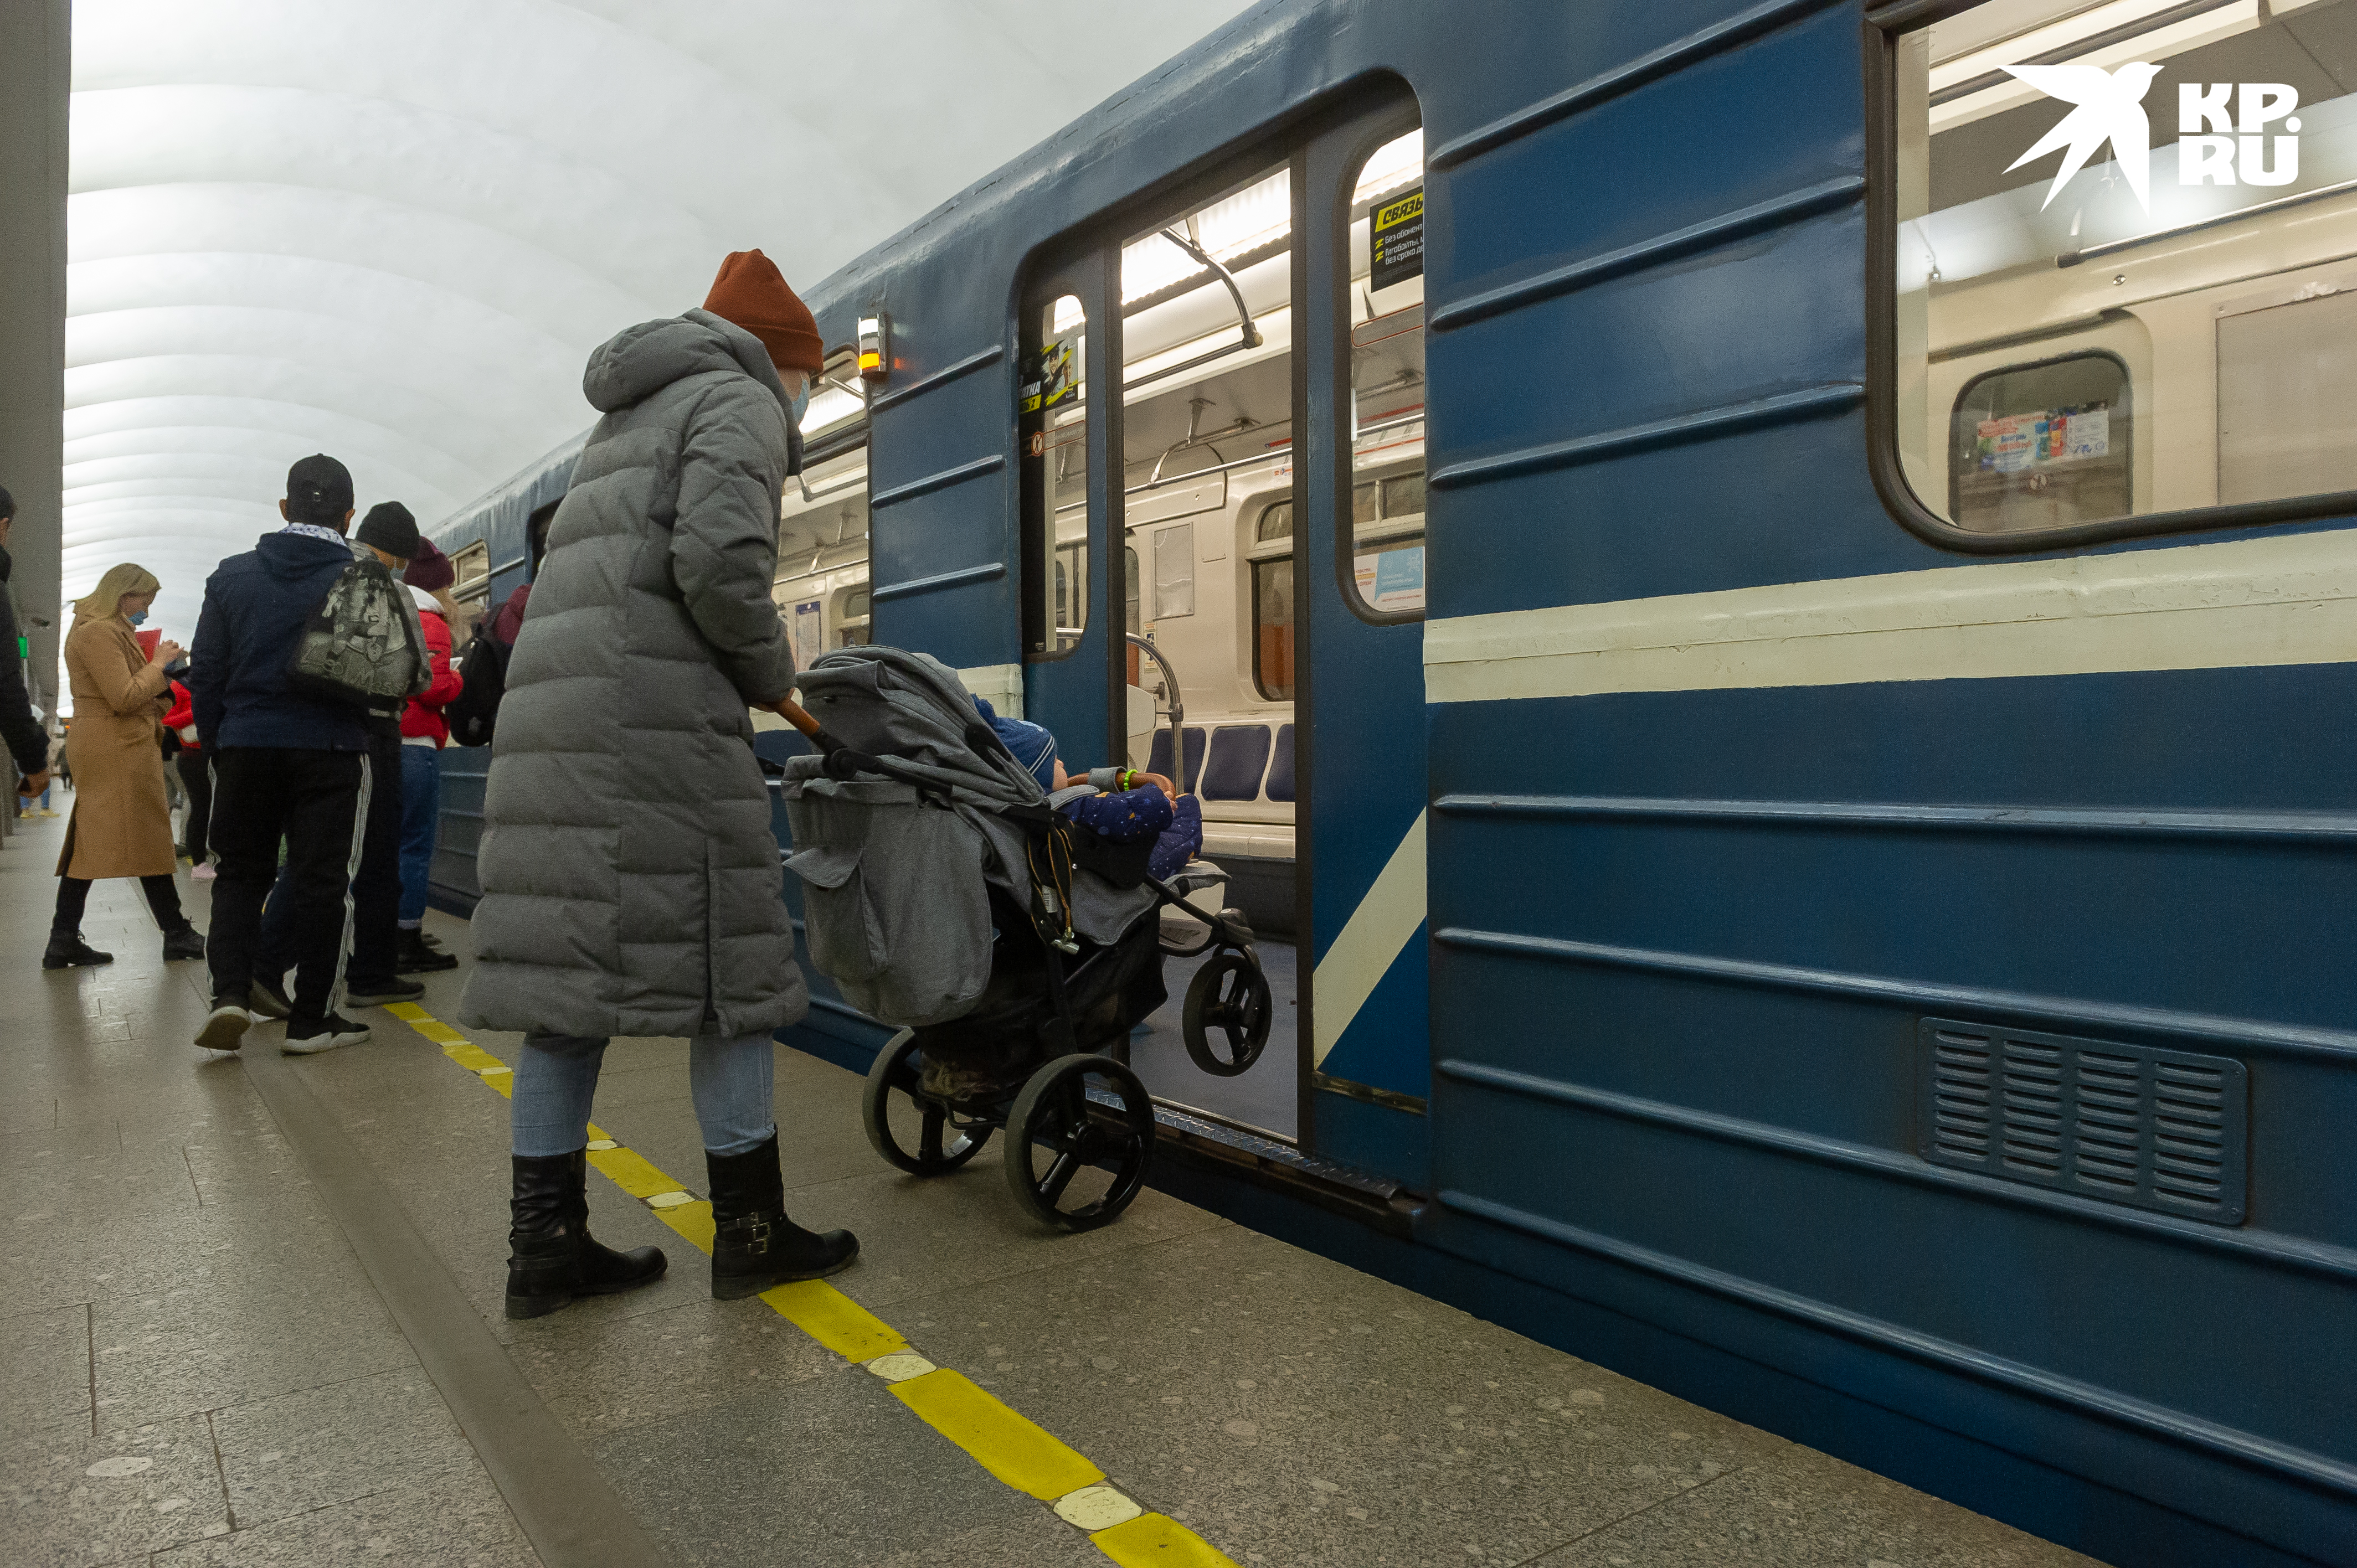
[285,454,354,524]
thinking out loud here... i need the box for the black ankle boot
[504,1150,666,1320]
[43,931,112,969]
[707,1134,857,1300]
[396,928,459,974]
[161,925,205,962]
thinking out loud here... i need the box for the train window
[1382,471,1425,519]
[1254,566,1295,701]
[1022,292,1089,656]
[1249,500,1295,700]
[449,539,490,604]
[836,587,871,648]
[1949,353,2131,532]
[1118,154,1294,694]
[1152,522,1195,618]
[1345,126,1425,618]
[1885,0,2357,539]
[775,346,871,660]
[1054,542,1089,640]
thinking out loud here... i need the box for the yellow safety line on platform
[380,1000,1236,1567]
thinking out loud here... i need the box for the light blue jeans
[511,1030,776,1158]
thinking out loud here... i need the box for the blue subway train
[427,2,2357,1561]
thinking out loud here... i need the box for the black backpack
[442,625,511,749]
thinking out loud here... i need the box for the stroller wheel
[1182,950,1272,1077]
[1003,1054,1155,1232]
[863,1030,990,1176]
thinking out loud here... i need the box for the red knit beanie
[703,249,823,374]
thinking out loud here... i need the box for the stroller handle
[768,697,825,739]
[768,697,934,790]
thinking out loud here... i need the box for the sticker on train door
[1354,545,1425,613]
[1371,187,1424,291]
[1019,336,1079,415]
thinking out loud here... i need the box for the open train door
[1296,91,1433,1188]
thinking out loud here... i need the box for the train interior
[1896,0,2357,528]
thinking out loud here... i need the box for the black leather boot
[43,931,112,969]
[707,1133,858,1299]
[397,929,459,974]
[161,925,205,962]
[504,1151,666,1320]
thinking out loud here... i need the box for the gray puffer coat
[460,308,808,1040]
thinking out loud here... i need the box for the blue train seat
[1200,725,1273,801]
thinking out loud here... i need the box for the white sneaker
[194,1005,250,1054]
[282,1012,371,1055]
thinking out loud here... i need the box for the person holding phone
[45,563,204,968]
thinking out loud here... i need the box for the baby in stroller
[971,695,1203,886]
[776,649,1268,1230]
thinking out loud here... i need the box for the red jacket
[400,610,465,747]
[162,680,194,733]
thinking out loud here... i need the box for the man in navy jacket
[189,455,377,1056]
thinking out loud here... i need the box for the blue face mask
[789,382,811,425]
[126,609,148,626]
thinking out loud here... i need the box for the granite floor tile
[0,1301,93,1436]
[0,1094,58,1134]
[901,1223,1785,1568]
[757,1162,1231,1314]
[90,1268,416,1431]
[3,1137,204,1224]
[1530,1441,2108,1566]
[4,1206,324,1322]
[0,1119,122,1164]
[511,1292,840,1437]
[0,1412,233,1566]
[586,1369,1101,1568]
[209,1367,481,1529]
[148,1468,542,1568]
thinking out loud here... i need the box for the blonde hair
[72,563,160,622]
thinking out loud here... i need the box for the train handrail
[1125,632,1188,796]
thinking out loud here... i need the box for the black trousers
[206,746,367,1020]
[174,748,213,860]
[52,874,186,936]
[257,733,402,986]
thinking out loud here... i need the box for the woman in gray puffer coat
[462,250,857,1318]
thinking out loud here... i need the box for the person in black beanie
[250,499,426,1015]
[0,487,56,807]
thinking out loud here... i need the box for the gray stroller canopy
[783,647,1156,947]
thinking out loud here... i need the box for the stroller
[775,648,1272,1232]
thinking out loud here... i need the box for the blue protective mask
[126,609,147,626]
[789,382,811,425]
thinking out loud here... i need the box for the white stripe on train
[1423,525,2357,704]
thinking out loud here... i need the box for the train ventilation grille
[1917,1019,2246,1225]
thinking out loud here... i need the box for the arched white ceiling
[68,0,1262,643]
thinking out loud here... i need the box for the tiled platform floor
[0,807,2106,1567]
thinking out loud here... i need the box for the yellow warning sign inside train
[1371,185,1423,292]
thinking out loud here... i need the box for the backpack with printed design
[284,555,430,710]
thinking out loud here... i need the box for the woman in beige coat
[45,563,204,968]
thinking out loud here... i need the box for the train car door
[1299,95,1432,1187]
